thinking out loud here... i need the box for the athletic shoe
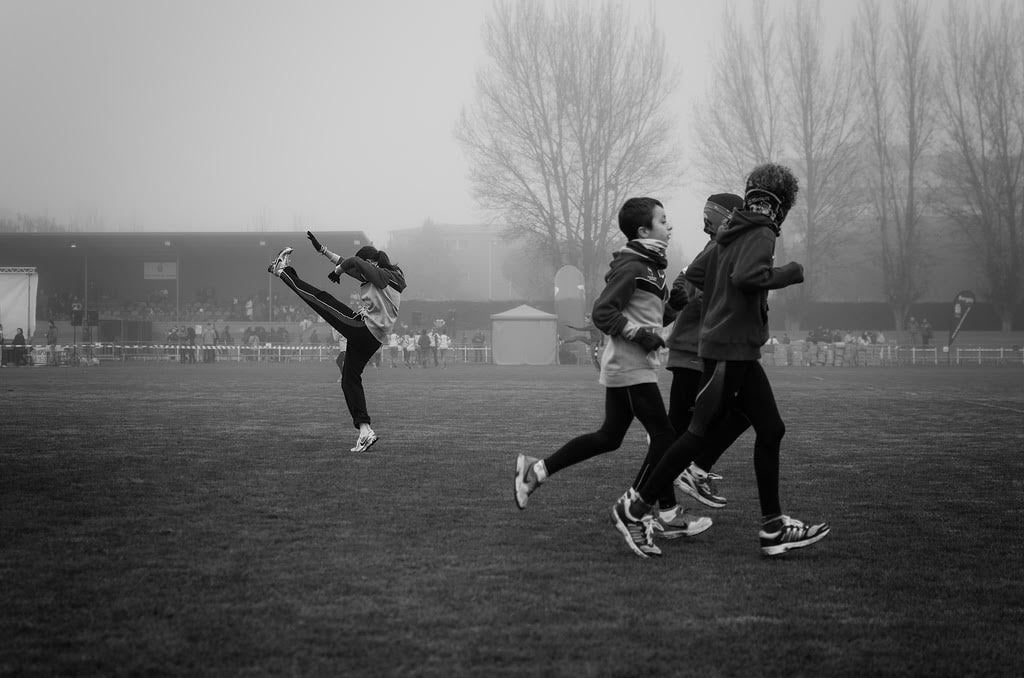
[350,428,378,452]
[514,454,540,510]
[267,247,293,277]
[674,465,727,509]
[652,505,713,539]
[759,515,830,556]
[610,491,661,558]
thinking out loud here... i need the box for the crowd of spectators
[41,287,321,325]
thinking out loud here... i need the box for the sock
[762,514,783,531]
[625,489,652,521]
[532,460,548,484]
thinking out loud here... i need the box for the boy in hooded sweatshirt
[611,164,830,559]
[514,197,711,546]
[665,193,753,510]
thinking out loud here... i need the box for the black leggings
[641,360,785,516]
[278,266,381,428]
[544,382,676,507]
[668,366,750,472]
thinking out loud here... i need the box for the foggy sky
[0,1,851,259]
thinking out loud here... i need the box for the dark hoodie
[591,241,670,386]
[685,211,803,361]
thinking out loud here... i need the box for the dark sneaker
[514,454,543,510]
[674,465,727,508]
[611,491,661,558]
[268,247,293,276]
[759,515,830,556]
[652,505,713,539]
[350,428,378,452]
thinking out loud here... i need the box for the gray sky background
[0,0,853,258]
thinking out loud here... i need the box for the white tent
[0,267,38,340]
[490,304,558,366]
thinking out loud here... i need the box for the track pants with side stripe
[543,383,677,508]
[278,266,381,428]
[639,360,785,517]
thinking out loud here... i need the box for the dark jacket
[665,239,715,359]
[686,211,803,361]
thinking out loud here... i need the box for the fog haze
[0,1,853,257]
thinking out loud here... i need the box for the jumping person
[514,197,711,547]
[268,231,406,452]
[611,164,830,558]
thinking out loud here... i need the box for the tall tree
[852,0,934,329]
[456,0,682,300]
[936,0,1024,331]
[780,0,863,320]
[691,0,784,191]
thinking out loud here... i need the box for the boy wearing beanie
[514,197,711,549]
[665,193,753,510]
[612,164,830,558]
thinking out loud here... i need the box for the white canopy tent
[490,304,558,366]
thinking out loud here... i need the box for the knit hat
[704,193,744,235]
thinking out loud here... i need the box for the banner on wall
[144,262,177,280]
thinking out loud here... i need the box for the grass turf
[2,362,1023,676]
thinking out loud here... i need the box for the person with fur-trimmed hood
[267,232,406,453]
[611,163,830,559]
[514,197,712,546]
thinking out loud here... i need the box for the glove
[327,268,341,284]
[632,327,666,352]
[307,230,324,254]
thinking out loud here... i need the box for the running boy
[611,164,830,558]
[514,197,711,544]
[666,193,752,509]
[268,231,406,452]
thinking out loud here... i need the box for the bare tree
[456,0,682,300]
[936,0,1024,331]
[780,0,863,320]
[691,0,785,192]
[694,1,861,329]
[853,0,934,329]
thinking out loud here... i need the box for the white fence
[760,341,1024,367]
[2,341,1020,367]
[1,343,492,366]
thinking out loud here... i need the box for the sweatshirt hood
[715,209,779,246]
[606,240,668,280]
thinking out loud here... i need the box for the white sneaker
[267,247,293,276]
[759,515,830,556]
[652,505,713,539]
[351,428,378,452]
[514,454,541,510]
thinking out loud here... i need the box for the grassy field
[2,362,1022,677]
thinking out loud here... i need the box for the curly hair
[744,163,799,225]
